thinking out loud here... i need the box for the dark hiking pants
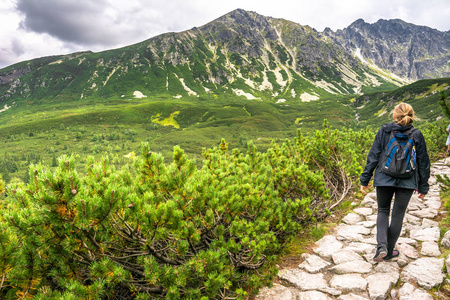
[376,186,415,255]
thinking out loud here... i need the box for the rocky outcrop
[325,19,450,80]
[0,66,31,85]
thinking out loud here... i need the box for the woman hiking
[360,102,430,262]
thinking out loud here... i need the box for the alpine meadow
[0,8,450,299]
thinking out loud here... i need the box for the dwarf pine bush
[0,124,372,299]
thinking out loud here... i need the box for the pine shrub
[0,124,374,299]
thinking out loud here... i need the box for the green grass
[1,78,448,184]
[353,78,450,129]
[0,93,356,183]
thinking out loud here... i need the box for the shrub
[0,123,379,299]
[0,139,330,299]
[292,120,374,209]
[419,119,448,161]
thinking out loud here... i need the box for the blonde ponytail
[392,103,416,126]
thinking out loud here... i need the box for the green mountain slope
[353,78,450,128]
[0,9,405,111]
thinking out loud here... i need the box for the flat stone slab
[361,237,377,245]
[329,260,373,274]
[407,200,426,211]
[409,227,440,242]
[365,215,377,222]
[404,213,421,225]
[298,253,331,273]
[424,200,441,210]
[408,208,438,219]
[298,291,333,300]
[329,274,368,292]
[367,272,399,300]
[278,269,329,290]
[332,249,363,264]
[403,223,419,234]
[421,218,439,228]
[335,224,371,242]
[397,242,420,259]
[370,227,377,236]
[374,261,400,273]
[313,235,343,259]
[255,283,294,300]
[420,242,441,257]
[344,242,374,254]
[353,207,373,216]
[358,220,376,228]
[361,193,377,205]
[401,257,445,289]
[441,230,450,248]
[398,282,433,300]
[337,294,369,300]
[396,237,418,247]
[343,212,364,225]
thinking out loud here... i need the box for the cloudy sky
[1,0,449,69]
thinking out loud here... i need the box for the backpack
[380,127,417,178]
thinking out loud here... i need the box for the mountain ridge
[0,8,448,125]
[325,17,450,81]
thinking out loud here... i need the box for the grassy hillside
[353,78,450,129]
[0,92,355,183]
[0,78,448,184]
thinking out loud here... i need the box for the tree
[439,91,449,119]
[51,153,58,167]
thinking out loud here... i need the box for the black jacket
[360,122,430,194]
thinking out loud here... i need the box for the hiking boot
[373,247,387,262]
[383,250,400,261]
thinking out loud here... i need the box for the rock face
[256,159,449,299]
[325,18,450,80]
[0,66,31,85]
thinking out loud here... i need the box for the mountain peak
[350,18,367,27]
[1,9,449,107]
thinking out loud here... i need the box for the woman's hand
[360,185,368,195]
[418,193,426,199]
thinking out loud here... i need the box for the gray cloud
[16,0,125,46]
[14,0,215,48]
[0,38,23,68]
[11,38,25,56]
[0,48,14,68]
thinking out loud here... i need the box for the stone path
[256,160,450,300]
